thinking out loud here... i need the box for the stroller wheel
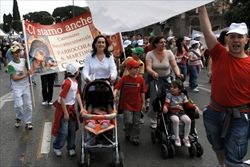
[161,144,169,159]
[167,143,175,158]
[195,142,204,157]
[112,151,124,167]
[79,152,90,167]
[151,131,156,144]
[188,142,197,157]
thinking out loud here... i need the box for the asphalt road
[0,68,249,167]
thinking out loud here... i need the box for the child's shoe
[182,138,191,147]
[86,121,96,129]
[101,122,109,129]
[68,149,76,157]
[175,138,181,147]
[53,148,62,156]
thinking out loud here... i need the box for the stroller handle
[81,110,117,120]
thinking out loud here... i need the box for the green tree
[52,6,89,22]
[23,11,54,25]
[3,14,12,33]
[13,0,20,20]
[225,0,250,29]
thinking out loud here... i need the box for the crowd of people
[0,4,249,167]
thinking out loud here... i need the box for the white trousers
[12,85,32,124]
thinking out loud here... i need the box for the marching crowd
[0,5,249,167]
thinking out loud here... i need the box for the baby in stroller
[163,80,201,147]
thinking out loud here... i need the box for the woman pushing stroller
[163,80,201,147]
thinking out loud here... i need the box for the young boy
[7,45,34,130]
[163,80,200,147]
[52,62,85,157]
[113,59,146,145]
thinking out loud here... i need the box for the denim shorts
[203,106,250,166]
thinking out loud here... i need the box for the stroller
[150,79,203,158]
[80,80,124,167]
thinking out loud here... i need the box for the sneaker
[192,87,199,92]
[48,101,53,105]
[42,101,48,105]
[182,138,191,147]
[175,138,181,147]
[25,123,33,130]
[86,121,96,129]
[53,148,62,156]
[150,118,157,129]
[15,119,22,128]
[101,122,109,129]
[139,118,144,124]
[68,149,76,157]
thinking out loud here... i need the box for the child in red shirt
[114,59,146,145]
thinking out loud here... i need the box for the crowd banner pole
[119,32,126,59]
[22,20,36,109]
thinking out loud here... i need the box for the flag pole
[22,20,36,109]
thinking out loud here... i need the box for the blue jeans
[53,117,76,150]
[188,65,198,89]
[177,64,187,81]
[203,106,250,166]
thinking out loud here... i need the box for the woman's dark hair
[152,36,165,48]
[218,30,228,46]
[91,35,111,57]
[176,37,188,54]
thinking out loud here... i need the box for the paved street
[0,68,249,167]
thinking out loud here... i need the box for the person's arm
[169,56,182,78]
[82,55,91,82]
[76,92,86,116]
[60,98,69,121]
[146,58,158,79]
[198,6,217,50]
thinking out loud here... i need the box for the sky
[0,0,88,23]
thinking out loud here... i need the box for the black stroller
[80,80,124,167]
[150,79,204,158]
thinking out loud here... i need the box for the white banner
[86,0,214,34]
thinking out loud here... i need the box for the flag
[85,0,214,34]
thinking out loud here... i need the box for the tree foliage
[3,14,13,33]
[52,6,89,22]
[225,0,250,30]
[12,0,20,20]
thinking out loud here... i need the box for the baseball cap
[10,45,20,53]
[123,39,132,48]
[184,36,191,41]
[66,62,80,75]
[192,33,202,39]
[131,47,144,55]
[126,59,142,69]
[12,41,19,45]
[190,40,200,46]
[227,23,248,35]
[167,36,175,41]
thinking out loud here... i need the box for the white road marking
[0,92,13,109]
[41,122,52,154]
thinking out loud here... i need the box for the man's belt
[210,98,250,138]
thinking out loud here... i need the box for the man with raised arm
[198,5,250,167]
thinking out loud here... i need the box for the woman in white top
[145,36,182,129]
[82,35,117,84]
